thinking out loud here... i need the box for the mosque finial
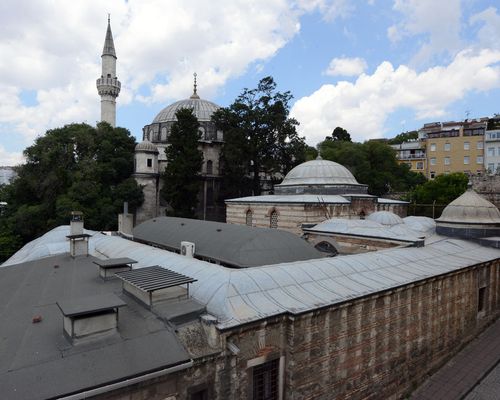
[190,72,200,99]
[108,13,110,24]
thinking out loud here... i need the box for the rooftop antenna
[190,72,200,99]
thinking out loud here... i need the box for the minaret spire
[96,15,121,127]
[190,72,200,99]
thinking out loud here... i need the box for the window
[430,143,436,151]
[444,157,450,165]
[477,141,484,150]
[430,158,436,165]
[430,171,436,179]
[444,143,451,151]
[478,287,486,313]
[477,156,483,164]
[488,163,495,173]
[270,211,278,228]
[252,359,279,400]
[206,160,213,175]
[488,147,495,157]
[464,142,470,150]
[147,158,152,168]
[416,161,424,170]
[464,156,470,165]
[246,210,253,226]
[161,127,167,141]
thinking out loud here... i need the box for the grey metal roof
[102,20,116,58]
[225,194,351,204]
[366,211,404,226]
[276,158,360,186]
[93,257,137,268]
[57,293,126,317]
[0,253,191,400]
[132,217,324,268]
[135,140,159,153]
[7,226,499,331]
[437,188,500,224]
[116,266,196,292]
[152,97,220,123]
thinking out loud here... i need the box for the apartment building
[390,140,427,174]
[484,115,500,173]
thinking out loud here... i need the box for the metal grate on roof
[115,266,197,293]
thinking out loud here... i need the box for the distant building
[226,156,408,234]
[390,140,427,174]
[0,166,16,185]
[484,115,500,173]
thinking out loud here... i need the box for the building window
[430,158,436,165]
[430,143,436,151]
[444,157,450,165]
[477,141,484,150]
[488,163,495,173]
[464,156,470,165]
[430,171,436,179]
[246,210,253,226]
[270,211,278,228]
[206,160,213,175]
[416,161,424,170]
[147,158,152,168]
[487,147,495,157]
[477,156,483,164]
[161,127,167,141]
[444,143,451,151]
[478,287,486,313]
[252,358,279,400]
[464,142,470,150]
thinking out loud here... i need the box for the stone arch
[245,209,253,226]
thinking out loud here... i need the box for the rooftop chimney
[118,202,134,236]
[66,211,91,257]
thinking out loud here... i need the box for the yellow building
[422,120,486,179]
[390,141,427,175]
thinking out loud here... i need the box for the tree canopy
[212,76,306,197]
[160,108,203,218]
[319,139,426,196]
[388,130,418,144]
[326,126,352,142]
[0,122,143,261]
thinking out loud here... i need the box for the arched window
[314,241,338,256]
[161,127,167,141]
[246,210,253,226]
[206,160,213,175]
[198,127,205,139]
[270,210,278,228]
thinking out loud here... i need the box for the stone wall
[471,174,500,208]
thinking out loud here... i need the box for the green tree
[0,122,143,261]
[213,76,306,197]
[319,139,426,196]
[407,172,468,217]
[326,126,352,142]
[388,130,418,144]
[160,108,203,218]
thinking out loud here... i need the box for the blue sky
[1,0,500,165]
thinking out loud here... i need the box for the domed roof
[135,140,159,153]
[152,95,220,123]
[437,188,500,224]
[279,157,359,186]
[367,211,404,226]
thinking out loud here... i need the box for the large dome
[152,96,220,123]
[437,188,500,224]
[280,157,359,186]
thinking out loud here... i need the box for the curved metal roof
[277,157,360,187]
[152,97,220,123]
[133,217,323,268]
[367,211,404,226]
[437,188,500,224]
[135,140,159,153]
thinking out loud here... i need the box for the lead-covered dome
[437,188,500,224]
[367,211,404,226]
[152,96,220,123]
[135,140,159,153]
[274,156,368,195]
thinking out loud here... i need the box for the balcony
[397,153,426,160]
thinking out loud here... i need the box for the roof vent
[66,211,91,257]
[180,241,195,257]
[93,257,137,280]
[116,266,197,308]
[57,293,126,342]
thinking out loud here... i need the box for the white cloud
[324,57,367,77]
[291,49,500,145]
[387,0,462,65]
[470,7,500,51]
[0,145,24,166]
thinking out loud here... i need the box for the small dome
[135,140,159,153]
[367,211,404,226]
[279,157,359,186]
[437,188,500,224]
[152,97,220,123]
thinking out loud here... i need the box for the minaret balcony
[96,77,121,96]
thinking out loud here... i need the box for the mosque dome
[152,96,220,123]
[280,157,359,186]
[437,188,500,224]
[274,156,368,195]
[135,140,159,153]
[367,211,404,226]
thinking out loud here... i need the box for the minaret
[96,15,121,127]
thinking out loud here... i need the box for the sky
[1,0,500,166]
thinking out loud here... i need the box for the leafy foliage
[213,76,306,197]
[319,139,426,196]
[160,108,203,218]
[0,122,143,261]
[388,130,418,144]
[325,126,352,142]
